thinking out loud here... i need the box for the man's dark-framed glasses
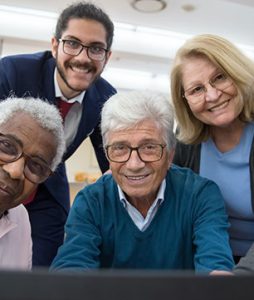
[0,133,52,184]
[59,39,108,61]
[106,143,166,163]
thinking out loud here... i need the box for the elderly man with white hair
[0,97,65,269]
[51,91,234,273]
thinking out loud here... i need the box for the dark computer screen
[0,269,253,300]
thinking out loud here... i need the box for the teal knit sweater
[51,165,234,272]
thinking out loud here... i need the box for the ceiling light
[131,0,167,13]
[181,4,195,12]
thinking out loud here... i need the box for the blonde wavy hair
[170,34,254,144]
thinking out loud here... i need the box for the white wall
[0,37,50,57]
[65,139,101,183]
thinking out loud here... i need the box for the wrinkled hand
[209,270,234,276]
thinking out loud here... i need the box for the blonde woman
[171,34,254,262]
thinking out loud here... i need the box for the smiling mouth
[208,100,230,112]
[71,66,92,74]
[125,175,149,181]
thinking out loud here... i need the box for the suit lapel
[64,80,103,159]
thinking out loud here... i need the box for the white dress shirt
[54,69,86,147]
[0,205,32,270]
[118,179,166,231]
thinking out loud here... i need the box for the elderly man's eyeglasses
[183,73,234,103]
[59,39,108,61]
[0,133,52,184]
[105,143,166,163]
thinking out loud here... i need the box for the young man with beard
[0,2,116,267]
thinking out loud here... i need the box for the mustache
[67,61,96,72]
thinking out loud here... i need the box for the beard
[55,52,105,94]
[55,57,83,94]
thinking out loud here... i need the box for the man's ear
[51,37,59,59]
[104,50,112,65]
[167,149,175,169]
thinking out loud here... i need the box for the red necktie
[58,99,74,120]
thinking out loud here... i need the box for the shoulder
[175,141,200,153]
[0,51,54,70]
[1,51,52,63]
[168,164,205,184]
[165,166,228,231]
[7,205,30,225]
[91,76,116,101]
[73,174,117,207]
[173,141,201,171]
[167,164,223,203]
[69,174,119,223]
[95,76,116,91]
[3,205,31,239]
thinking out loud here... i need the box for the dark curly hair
[55,1,114,49]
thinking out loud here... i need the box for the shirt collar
[0,211,17,238]
[54,68,85,104]
[118,179,166,207]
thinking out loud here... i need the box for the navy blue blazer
[0,51,116,212]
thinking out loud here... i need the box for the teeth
[126,175,146,180]
[72,66,90,73]
[209,100,229,111]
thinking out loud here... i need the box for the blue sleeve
[192,180,234,272]
[50,187,102,271]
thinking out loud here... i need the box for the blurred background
[1,0,254,196]
[1,0,254,93]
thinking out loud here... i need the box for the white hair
[101,91,176,150]
[0,97,65,171]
